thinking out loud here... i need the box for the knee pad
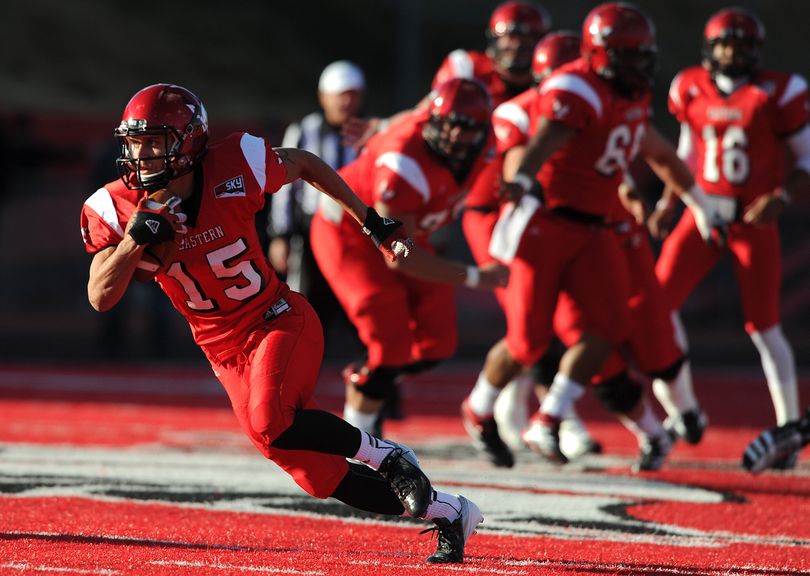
[593,371,643,413]
[344,363,400,400]
[647,355,686,383]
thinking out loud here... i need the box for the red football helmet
[486,1,552,74]
[115,84,209,191]
[581,2,657,99]
[532,31,581,84]
[703,8,765,78]
[423,78,492,169]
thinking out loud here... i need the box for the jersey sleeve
[773,74,810,137]
[667,71,689,122]
[432,49,475,89]
[371,152,430,214]
[80,188,126,254]
[536,74,599,131]
[493,101,531,153]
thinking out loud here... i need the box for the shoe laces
[420,517,461,556]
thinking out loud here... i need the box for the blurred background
[0,0,808,372]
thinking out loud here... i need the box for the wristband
[464,266,480,288]
[512,172,536,195]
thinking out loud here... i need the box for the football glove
[362,207,413,261]
[128,194,187,246]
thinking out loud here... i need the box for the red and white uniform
[497,59,658,365]
[81,133,349,498]
[311,112,495,369]
[491,78,682,376]
[657,67,809,333]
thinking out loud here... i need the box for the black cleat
[423,495,483,564]
[633,433,672,472]
[378,441,432,518]
[461,399,514,468]
[743,422,803,474]
[665,408,708,445]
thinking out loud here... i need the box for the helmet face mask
[422,79,492,170]
[582,2,657,100]
[486,1,551,75]
[703,8,765,79]
[114,84,209,191]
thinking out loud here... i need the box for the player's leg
[654,209,721,438]
[310,214,413,433]
[526,227,630,464]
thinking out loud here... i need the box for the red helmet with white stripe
[532,31,581,84]
[115,84,209,191]
[486,1,552,74]
[582,2,657,99]
[703,7,765,79]
[423,78,492,169]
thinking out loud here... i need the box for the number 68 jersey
[668,66,808,207]
[80,133,289,362]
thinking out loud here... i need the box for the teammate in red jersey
[342,1,551,148]
[311,78,508,439]
[649,8,810,466]
[461,2,723,471]
[81,84,482,564]
[462,31,602,462]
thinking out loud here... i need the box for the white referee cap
[318,61,366,94]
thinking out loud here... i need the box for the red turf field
[0,364,808,576]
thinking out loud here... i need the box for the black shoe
[378,441,432,518]
[743,422,803,474]
[666,408,708,445]
[461,399,514,468]
[423,496,483,564]
[633,433,672,472]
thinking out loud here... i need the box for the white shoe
[493,376,532,451]
[559,410,602,460]
[522,415,567,464]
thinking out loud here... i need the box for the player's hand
[362,207,413,262]
[742,190,786,225]
[647,199,675,239]
[618,181,647,225]
[473,261,510,290]
[126,193,188,246]
[342,116,381,150]
[682,186,726,248]
[500,173,543,204]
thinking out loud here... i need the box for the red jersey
[668,66,808,207]
[335,112,495,243]
[432,50,524,107]
[492,87,541,153]
[81,132,288,361]
[529,59,653,217]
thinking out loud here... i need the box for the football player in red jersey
[311,78,508,442]
[461,2,724,471]
[81,84,483,563]
[342,1,551,148]
[462,31,602,462]
[649,8,810,466]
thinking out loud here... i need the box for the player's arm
[274,147,411,261]
[506,117,576,200]
[376,205,508,290]
[640,126,723,245]
[744,124,810,224]
[87,240,144,312]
